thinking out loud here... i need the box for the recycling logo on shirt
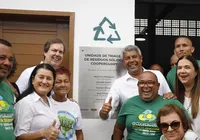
[138,110,156,122]
[93,17,121,44]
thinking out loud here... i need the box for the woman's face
[177,59,197,85]
[54,73,70,96]
[32,68,54,97]
[160,112,185,140]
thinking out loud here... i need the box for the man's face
[0,44,13,81]
[138,72,160,102]
[174,37,194,58]
[149,64,163,74]
[44,43,64,68]
[170,54,178,68]
[122,50,143,76]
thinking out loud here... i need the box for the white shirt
[16,66,36,94]
[50,97,83,140]
[184,97,200,137]
[160,129,199,140]
[14,92,59,137]
[100,69,171,120]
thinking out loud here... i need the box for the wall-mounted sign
[79,47,126,118]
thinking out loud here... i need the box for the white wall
[0,0,134,139]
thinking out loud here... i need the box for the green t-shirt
[166,60,200,93]
[0,81,15,140]
[117,96,187,140]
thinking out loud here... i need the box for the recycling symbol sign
[93,17,121,44]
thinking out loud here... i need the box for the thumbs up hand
[40,120,59,140]
[100,97,113,118]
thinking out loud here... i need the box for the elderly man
[16,38,65,93]
[99,45,173,120]
[166,36,200,92]
[0,39,15,140]
[113,71,187,140]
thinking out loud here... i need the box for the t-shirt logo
[138,110,156,122]
[57,110,76,139]
[0,95,10,111]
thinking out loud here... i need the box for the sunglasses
[159,121,181,131]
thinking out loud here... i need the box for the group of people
[100,36,200,139]
[0,38,83,140]
[1,35,200,140]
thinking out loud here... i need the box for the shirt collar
[125,67,146,81]
[32,91,42,102]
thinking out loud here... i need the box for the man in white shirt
[99,45,173,120]
[16,38,65,94]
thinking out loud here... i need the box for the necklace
[186,100,191,112]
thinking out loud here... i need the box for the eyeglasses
[137,81,156,87]
[159,121,181,131]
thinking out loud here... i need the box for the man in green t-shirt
[166,36,200,92]
[113,71,188,140]
[0,39,15,140]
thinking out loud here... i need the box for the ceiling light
[135,35,146,41]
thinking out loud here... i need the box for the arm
[99,81,120,120]
[16,131,44,140]
[113,122,125,140]
[163,92,177,99]
[99,97,112,120]
[16,121,59,140]
[76,130,84,140]
[16,67,33,94]
[14,100,59,140]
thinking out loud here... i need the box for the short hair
[0,39,12,47]
[122,45,142,59]
[174,36,193,47]
[16,63,56,102]
[44,38,65,53]
[7,55,17,79]
[156,104,192,131]
[56,66,71,78]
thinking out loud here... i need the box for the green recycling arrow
[93,17,121,44]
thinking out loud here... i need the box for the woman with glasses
[157,104,199,140]
[175,55,200,136]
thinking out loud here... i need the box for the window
[135,18,199,36]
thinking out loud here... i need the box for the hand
[41,120,59,140]
[100,97,112,117]
[163,92,177,100]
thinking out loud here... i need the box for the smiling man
[99,45,172,120]
[16,38,65,94]
[0,39,15,140]
[113,71,187,140]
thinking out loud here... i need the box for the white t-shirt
[50,97,83,140]
[14,92,59,137]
